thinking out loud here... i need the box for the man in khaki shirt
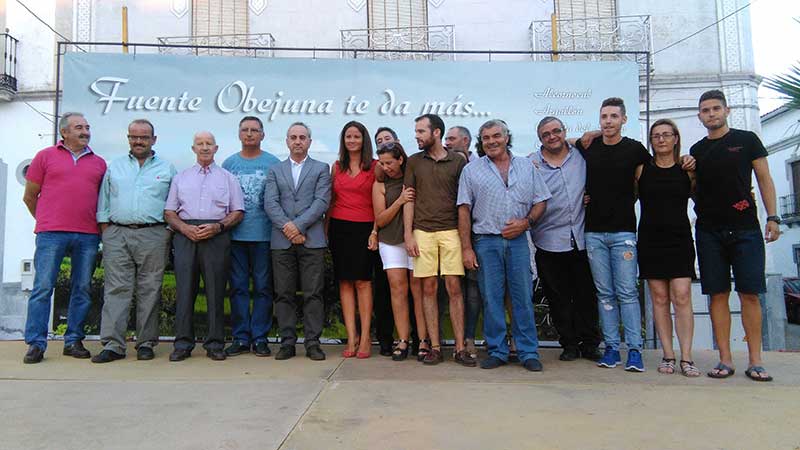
[403,113,472,367]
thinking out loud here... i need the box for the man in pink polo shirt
[22,112,107,364]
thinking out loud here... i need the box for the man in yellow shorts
[403,113,472,367]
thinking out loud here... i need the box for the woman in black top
[635,119,699,377]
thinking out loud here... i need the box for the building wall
[0,0,766,285]
[761,107,800,277]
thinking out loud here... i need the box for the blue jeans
[585,232,642,351]
[25,231,99,350]
[474,234,539,362]
[463,269,482,340]
[229,241,273,345]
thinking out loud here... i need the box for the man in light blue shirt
[457,119,551,372]
[93,119,176,363]
[529,116,602,363]
[222,116,281,357]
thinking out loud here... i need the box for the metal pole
[122,6,129,54]
[646,51,651,144]
[53,42,62,145]
[551,13,559,62]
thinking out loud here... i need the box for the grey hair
[536,116,566,136]
[450,126,472,147]
[193,130,216,144]
[287,122,312,138]
[58,112,85,132]
[478,119,509,139]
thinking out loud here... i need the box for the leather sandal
[392,339,410,361]
[417,339,431,362]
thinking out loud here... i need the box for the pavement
[0,341,798,450]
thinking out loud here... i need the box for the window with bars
[555,0,617,20]
[368,0,428,29]
[192,0,249,36]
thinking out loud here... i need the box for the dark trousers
[173,223,230,351]
[372,252,395,347]
[272,245,325,348]
[534,247,601,350]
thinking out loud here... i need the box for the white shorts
[378,242,413,270]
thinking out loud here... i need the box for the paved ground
[0,341,798,450]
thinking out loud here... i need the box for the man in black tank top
[692,89,780,382]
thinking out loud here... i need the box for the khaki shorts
[412,229,464,278]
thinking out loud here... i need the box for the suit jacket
[264,156,331,249]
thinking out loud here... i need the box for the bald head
[192,130,218,166]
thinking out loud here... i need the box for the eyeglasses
[239,128,263,133]
[127,135,152,141]
[540,128,563,139]
[650,132,676,141]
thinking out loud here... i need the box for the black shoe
[455,350,477,367]
[306,345,326,361]
[480,356,507,369]
[580,346,604,362]
[523,358,544,372]
[23,345,44,364]
[379,341,393,357]
[91,349,125,364]
[137,346,155,361]
[169,348,192,362]
[224,341,251,357]
[206,349,226,361]
[559,347,579,361]
[275,345,296,360]
[253,341,271,357]
[63,341,91,359]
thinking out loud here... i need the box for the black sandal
[392,339,410,361]
[417,339,431,362]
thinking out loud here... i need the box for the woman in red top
[329,121,378,358]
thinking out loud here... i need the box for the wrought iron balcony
[780,193,800,224]
[157,33,276,57]
[529,15,652,73]
[1,32,19,101]
[340,25,455,61]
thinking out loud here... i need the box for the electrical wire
[653,1,756,56]
[14,0,87,52]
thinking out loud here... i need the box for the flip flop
[707,362,735,379]
[745,366,773,382]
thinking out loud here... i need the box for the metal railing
[1,32,19,98]
[157,33,276,57]
[340,25,455,61]
[530,15,652,73]
[780,193,800,221]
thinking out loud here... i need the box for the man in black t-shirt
[575,97,651,372]
[692,89,780,382]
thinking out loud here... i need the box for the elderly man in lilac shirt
[164,131,245,361]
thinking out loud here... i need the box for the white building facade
[0,0,768,339]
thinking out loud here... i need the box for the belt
[111,222,165,229]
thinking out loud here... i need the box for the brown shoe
[422,347,444,365]
[455,349,477,367]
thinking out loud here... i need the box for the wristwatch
[766,215,781,225]
[217,222,226,232]
[527,217,536,229]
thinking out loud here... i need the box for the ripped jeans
[585,232,642,351]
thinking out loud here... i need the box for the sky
[751,0,800,114]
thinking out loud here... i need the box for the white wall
[761,107,800,277]
[6,0,57,92]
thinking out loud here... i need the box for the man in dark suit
[264,122,331,361]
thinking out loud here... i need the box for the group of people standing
[20,89,779,381]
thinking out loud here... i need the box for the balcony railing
[157,33,276,57]
[529,15,652,73]
[340,25,455,61]
[780,193,800,223]
[1,32,19,100]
